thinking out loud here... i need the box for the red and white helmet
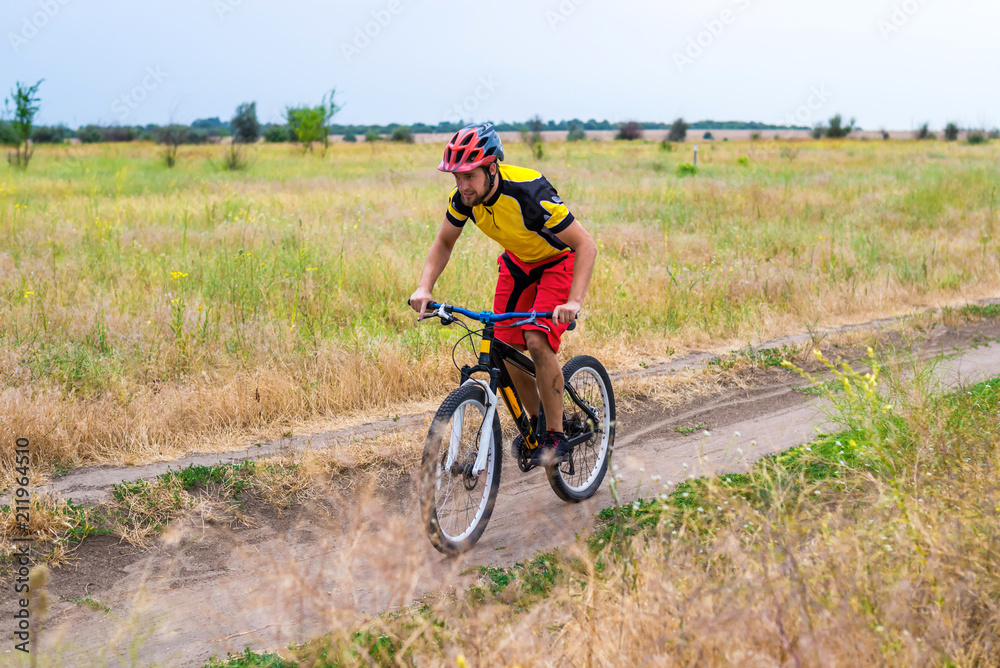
[438,122,505,173]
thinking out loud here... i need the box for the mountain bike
[413,301,616,556]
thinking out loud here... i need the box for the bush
[156,124,188,167]
[967,132,988,145]
[78,125,104,143]
[343,133,357,143]
[231,102,260,144]
[185,128,210,145]
[390,126,414,143]
[285,89,342,152]
[365,129,381,143]
[616,121,643,141]
[915,123,934,140]
[676,162,697,177]
[222,142,247,171]
[567,123,586,142]
[30,125,67,143]
[521,115,544,154]
[263,125,290,143]
[0,121,18,146]
[667,117,688,142]
[811,125,824,139]
[103,126,138,142]
[944,122,959,141]
[990,129,1000,140]
[750,132,761,141]
[881,130,890,140]
[659,140,674,152]
[702,131,714,140]
[191,117,228,138]
[825,114,854,138]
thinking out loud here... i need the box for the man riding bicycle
[409,122,598,467]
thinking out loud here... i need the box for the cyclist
[409,122,597,467]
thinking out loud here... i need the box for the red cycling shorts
[493,250,575,353]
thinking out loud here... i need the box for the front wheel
[419,383,502,555]
[546,355,616,502]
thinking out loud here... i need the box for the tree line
[3,79,995,172]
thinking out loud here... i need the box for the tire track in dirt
[5,314,1000,667]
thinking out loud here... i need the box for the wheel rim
[433,398,495,543]
[557,367,611,492]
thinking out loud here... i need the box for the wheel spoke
[553,363,613,495]
[428,395,496,545]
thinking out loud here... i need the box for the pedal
[516,442,537,473]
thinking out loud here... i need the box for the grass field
[1,138,998,480]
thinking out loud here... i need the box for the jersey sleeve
[445,188,473,227]
[532,177,575,234]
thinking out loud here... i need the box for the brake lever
[511,313,539,327]
[434,303,456,326]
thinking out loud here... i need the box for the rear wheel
[419,384,502,555]
[546,355,615,502]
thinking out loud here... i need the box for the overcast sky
[4,0,998,130]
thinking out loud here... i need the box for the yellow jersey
[445,164,576,264]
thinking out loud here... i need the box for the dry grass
[256,350,1000,667]
[2,139,999,486]
[0,429,425,557]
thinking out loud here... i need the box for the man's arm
[552,220,598,325]
[409,218,464,319]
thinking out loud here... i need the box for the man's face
[454,166,493,207]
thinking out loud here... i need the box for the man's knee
[523,330,552,357]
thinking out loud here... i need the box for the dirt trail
[5,315,1000,667]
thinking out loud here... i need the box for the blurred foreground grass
[208,348,1000,666]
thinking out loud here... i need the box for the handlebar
[407,300,577,326]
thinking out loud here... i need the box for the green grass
[709,343,798,371]
[59,594,111,614]
[204,648,296,668]
[673,421,709,434]
[960,303,1000,319]
[110,461,264,502]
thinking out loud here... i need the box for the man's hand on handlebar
[552,300,581,325]
[408,288,434,320]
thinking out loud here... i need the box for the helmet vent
[459,133,474,147]
[476,136,489,148]
[454,148,467,164]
